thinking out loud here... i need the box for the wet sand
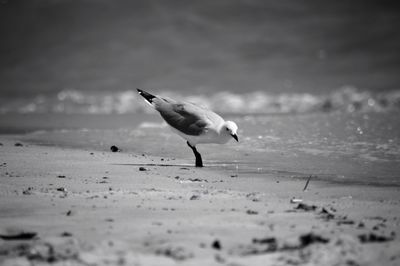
[0,138,399,266]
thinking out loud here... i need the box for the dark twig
[303,175,312,191]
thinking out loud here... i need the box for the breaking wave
[1,86,399,115]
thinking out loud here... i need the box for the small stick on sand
[303,175,312,191]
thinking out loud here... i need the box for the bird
[137,89,238,167]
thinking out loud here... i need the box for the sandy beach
[1,1,400,265]
[0,138,399,266]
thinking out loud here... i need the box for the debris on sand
[290,198,303,204]
[178,177,208,183]
[337,220,355,225]
[188,178,207,182]
[57,175,66,178]
[252,237,278,252]
[66,210,75,216]
[0,229,37,240]
[190,195,200,200]
[139,167,148,171]
[246,209,258,215]
[358,233,394,243]
[56,187,67,192]
[299,232,329,246]
[0,238,81,263]
[60,232,73,237]
[303,175,312,191]
[14,142,23,147]
[232,232,330,256]
[155,246,193,261]
[110,145,120,152]
[295,203,317,211]
[319,207,335,220]
[230,237,278,256]
[22,187,34,195]
[246,192,261,202]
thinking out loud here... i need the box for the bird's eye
[226,128,229,131]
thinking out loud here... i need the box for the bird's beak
[231,133,239,142]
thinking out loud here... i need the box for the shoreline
[1,138,400,265]
[2,132,399,188]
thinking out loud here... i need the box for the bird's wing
[153,98,221,136]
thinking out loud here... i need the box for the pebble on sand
[190,195,200,200]
[110,145,120,152]
[212,240,222,250]
[61,232,73,237]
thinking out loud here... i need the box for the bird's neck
[215,127,231,144]
[216,125,226,135]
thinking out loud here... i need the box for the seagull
[137,89,238,167]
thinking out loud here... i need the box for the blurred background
[1,0,400,114]
[1,0,400,184]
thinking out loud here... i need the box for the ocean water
[1,2,399,186]
[1,86,400,115]
[1,89,399,186]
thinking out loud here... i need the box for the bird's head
[223,121,239,142]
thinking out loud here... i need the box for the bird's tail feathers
[137,88,156,106]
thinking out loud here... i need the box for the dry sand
[0,138,399,266]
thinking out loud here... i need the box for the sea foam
[1,86,399,115]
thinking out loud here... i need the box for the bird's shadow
[112,163,194,168]
[111,162,239,169]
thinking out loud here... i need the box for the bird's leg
[187,141,203,167]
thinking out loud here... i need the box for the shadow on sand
[112,163,194,167]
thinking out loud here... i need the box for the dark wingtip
[136,88,156,103]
